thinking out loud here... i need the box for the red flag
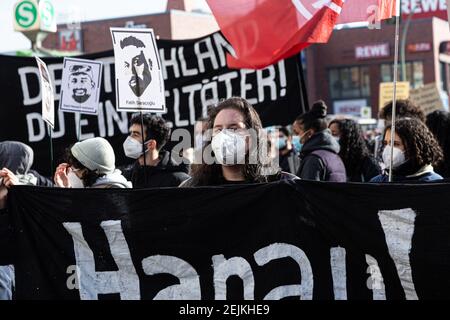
[338,0,397,24]
[207,0,344,69]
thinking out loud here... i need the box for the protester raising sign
[2,180,450,300]
[0,32,306,176]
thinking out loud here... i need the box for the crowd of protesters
[1,96,450,299]
[1,97,449,195]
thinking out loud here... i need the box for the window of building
[380,61,424,89]
[328,66,371,99]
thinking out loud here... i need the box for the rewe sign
[355,43,390,60]
[401,0,448,20]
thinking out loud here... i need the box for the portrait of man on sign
[68,64,95,103]
[120,35,153,97]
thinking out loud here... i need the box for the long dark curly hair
[385,117,443,172]
[426,110,450,177]
[328,118,370,177]
[379,99,426,122]
[188,97,271,186]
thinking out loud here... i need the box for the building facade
[306,17,450,118]
[42,0,218,54]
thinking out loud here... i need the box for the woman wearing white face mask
[54,137,132,189]
[370,118,443,182]
[179,97,298,187]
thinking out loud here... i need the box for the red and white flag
[207,0,397,70]
[207,0,344,69]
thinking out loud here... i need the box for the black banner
[0,32,305,176]
[2,180,450,300]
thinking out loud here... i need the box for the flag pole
[140,111,147,185]
[48,123,54,176]
[388,1,401,182]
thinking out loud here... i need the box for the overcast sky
[1,0,211,52]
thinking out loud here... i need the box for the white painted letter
[254,243,313,300]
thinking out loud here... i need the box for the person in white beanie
[54,137,132,188]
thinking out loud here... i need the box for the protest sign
[59,57,103,115]
[110,28,166,113]
[35,56,55,128]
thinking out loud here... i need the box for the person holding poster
[121,114,190,188]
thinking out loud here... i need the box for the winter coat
[122,150,190,188]
[296,130,347,182]
[347,156,381,182]
[0,141,52,186]
[179,171,299,187]
[91,169,132,188]
[370,164,443,183]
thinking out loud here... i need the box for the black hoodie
[296,130,347,182]
[122,150,190,188]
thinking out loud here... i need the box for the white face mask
[382,146,406,169]
[67,171,84,188]
[211,129,247,165]
[123,136,147,159]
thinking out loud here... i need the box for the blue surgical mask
[277,137,287,150]
[292,135,302,153]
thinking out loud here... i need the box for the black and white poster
[110,27,166,113]
[35,56,55,128]
[1,180,450,300]
[0,32,306,176]
[59,57,103,115]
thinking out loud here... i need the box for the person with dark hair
[180,97,298,187]
[379,99,426,124]
[375,99,427,160]
[293,100,346,182]
[120,35,153,97]
[370,118,443,182]
[54,137,131,188]
[426,110,450,178]
[329,118,381,182]
[121,114,190,188]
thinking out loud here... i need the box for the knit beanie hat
[71,137,115,174]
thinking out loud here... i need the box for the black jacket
[121,150,190,188]
[296,130,347,182]
[347,156,381,182]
